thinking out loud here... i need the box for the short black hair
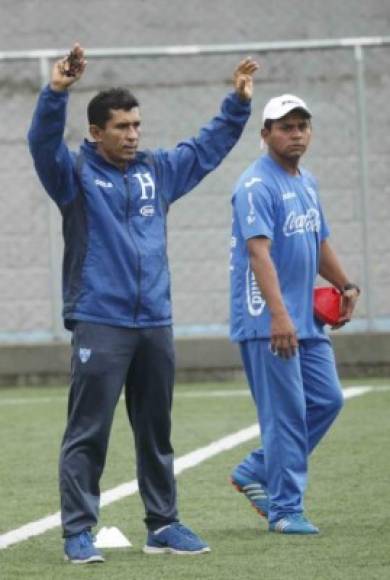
[87,88,139,128]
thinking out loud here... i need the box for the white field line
[0,385,376,550]
[1,384,389,407]
[0,390,250,406]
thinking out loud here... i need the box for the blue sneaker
[231,466,269,519]
[143,522,211,555]
[269,514,319,534]
[64,530,105,564]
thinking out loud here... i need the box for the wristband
[342,283,360,295]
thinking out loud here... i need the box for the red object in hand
[313,287,342,326]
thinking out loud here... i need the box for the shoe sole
[143,545,211,555]
[64,554,105,564]
[230,478,268,519]
[269,528,319,535]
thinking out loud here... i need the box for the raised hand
[233,57,260,101]
[50,43,87,92]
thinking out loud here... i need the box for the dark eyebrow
[115,120,141,127]
[279,120,310,128]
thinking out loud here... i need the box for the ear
[260,126,270,146]
[89,124,103,142]
[260,127,269,140]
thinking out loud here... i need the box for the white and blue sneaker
[269,514,319,534]
[231,466,269,519]
[143,522,210,555]
[64,530,105,564]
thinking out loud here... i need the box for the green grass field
[0,379,389,579]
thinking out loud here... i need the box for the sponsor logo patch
[140,205,155,217]
[283,208,320,237]
[95,179,113,188]
[282,191,296,201]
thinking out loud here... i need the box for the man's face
[262,111,312,161]
[90,107,141,168]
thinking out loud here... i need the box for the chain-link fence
[0,38,389,342]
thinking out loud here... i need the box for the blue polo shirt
[230,154,330,341]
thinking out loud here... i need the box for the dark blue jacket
[28,86,251,329]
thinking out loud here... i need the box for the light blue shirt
[230,154,330,341]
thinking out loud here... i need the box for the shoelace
[174,523,202,542]
[174,524,194,536]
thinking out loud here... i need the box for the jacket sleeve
[28,85,77,207]
[156,92,251,204]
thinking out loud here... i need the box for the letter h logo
[134,172,156,200]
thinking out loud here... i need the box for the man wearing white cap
[229,94,360,534]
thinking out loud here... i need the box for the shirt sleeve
[233,180,275,241]
[319,203,330,241]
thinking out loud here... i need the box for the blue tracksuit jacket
[28,86,251,329]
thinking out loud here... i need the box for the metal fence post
[39,56,64,341]
[354,44,374,330]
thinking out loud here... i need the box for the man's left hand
[233,57,259,101]
[332,287,360,329]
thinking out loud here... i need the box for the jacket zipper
[123,174,142,323]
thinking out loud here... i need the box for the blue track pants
[238,338,343,523]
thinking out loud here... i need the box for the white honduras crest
[79,348,91,363]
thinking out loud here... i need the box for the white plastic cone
[94,527,132,548]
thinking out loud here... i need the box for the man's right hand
[50,43,86,92]
[270,311,298,359]
[233,57,259,101]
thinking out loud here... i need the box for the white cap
[262,94,311,124]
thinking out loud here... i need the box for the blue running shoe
[64,530,105,564]
[231,466,269,519]
[269,514,319,534]
[143,522,210,555]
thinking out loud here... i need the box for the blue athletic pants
[238,338,344,523]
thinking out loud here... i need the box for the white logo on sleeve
[245,177,262,188]
[79,348,91,363]
[247,191,256,225]
[283,208,320,237]
[246,265,265,316]
[229,237,237,271]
